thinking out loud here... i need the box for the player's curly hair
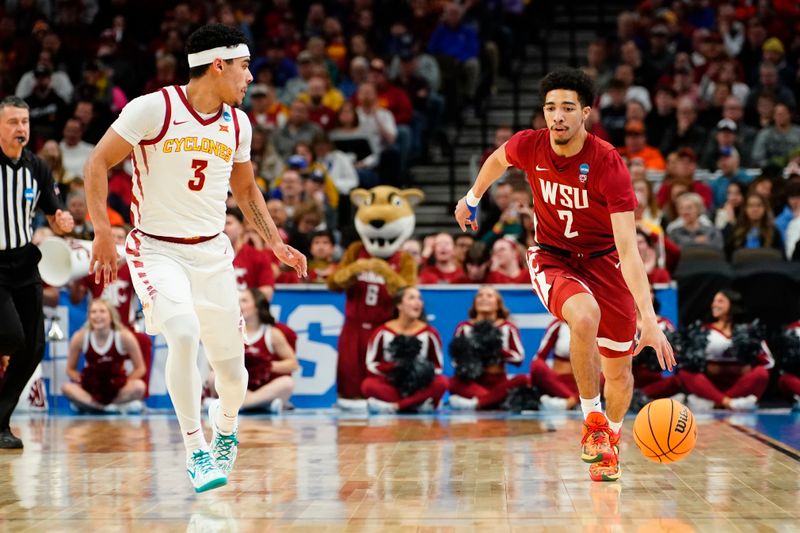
[186,24,249,78]
[539,68,595,108]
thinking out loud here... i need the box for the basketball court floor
[1,410,799,532]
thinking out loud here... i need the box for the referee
[0,96,73,448]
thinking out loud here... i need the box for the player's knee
[162,315,201,353]
[570,311,600,339]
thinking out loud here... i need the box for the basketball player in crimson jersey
[84,24,306,493]
[455,68,674,482]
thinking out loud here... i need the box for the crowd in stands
[4,1,800,413]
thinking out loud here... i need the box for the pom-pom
[678,321,709,373]
[506,385,540,413]
[449,334,483,381]
[729,320,765,366]
[471,320,504,367]
[780,329,800,375]
[387,335,435,397]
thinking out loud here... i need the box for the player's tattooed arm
[246,199,276,244]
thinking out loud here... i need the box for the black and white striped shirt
[0,149,61,250]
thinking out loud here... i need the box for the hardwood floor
[1,412,798,532]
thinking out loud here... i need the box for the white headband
[187,44,250,68]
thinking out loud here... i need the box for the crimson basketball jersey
[82,263,136,327]
[365,323,444,377]
[504,129,636,253]
[233,243,275,291]
[344,247,405,326]
[454,319,525,365]
[111,85,251,238]
[82,330,128,372]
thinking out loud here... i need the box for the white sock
[580,394,602,419]
[608,418,623,435]
[183,427,207,456]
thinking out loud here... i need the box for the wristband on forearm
[465,189,480,221]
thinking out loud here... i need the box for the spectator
[38,139,75,193]
[480,125,513,166]
[585,40,613,91]
[24,65,68,150]
[751,103,800,167]
[454,234,475,267]
[709,147,752,209]
[745,63,796,118]
[625,99,647,124]
[659,96,707,157]
[777,181,800,246]
[305,35,340,85]
[355,82,404,186]
[463,241,491,284]
[307,230,337,283]
[657,148,714,210]
[269,169,305,220]
[643,25,675,81]
[599,64,652,112]
[724,192,784,259]
[666,192,724,250]
[61,299,146,413]
[428,2,481,105]
[312,132,360,223]
[753,93,777,129]
[72,99,108,146]
[701,118,746,171]
[281,50,314,105]
[481,186,530,246]
[697,81,731,130]
[367,58,415,166]
[645,85,677,147]
[266,198,289,243]
[224,208,275,302]
[618,120,665,170]
[418,233,467,284]
[402,238,424,271]
[14,49,74,102]
[620,39,659,92]
[637,229,670,284]
[66,190,95,240]
[59,118,94,178]
[300,71,344,114]
[760,37,794,90]
[720,96,758,159]
[362,287,449,414]
[680,290,773,412]
[272,100,323,158]
[142,54,178,95]
[738,19,768,85]
[338,56,369,99]
[700,60,750,108]
[291,142,339,223]
[247,84,287,131]
[486,237,528,284]
[329,101,381,183]
[632,176,662,230]
[600,78,629,147]
[716,4,745,58]
[714,181,747,232]
[250,126,283,191]
[285,200,325,268]
[448,287,528,410]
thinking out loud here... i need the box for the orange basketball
[632,398,697,464]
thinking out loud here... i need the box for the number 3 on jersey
[557,210,579,238]
[188,159,208,191]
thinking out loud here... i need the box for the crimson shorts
[526,246,636,358]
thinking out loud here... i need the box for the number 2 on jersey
[557,210,579,238]
[188,159,208,191]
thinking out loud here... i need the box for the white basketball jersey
[112,85,251,238]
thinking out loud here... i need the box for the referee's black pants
[0,244,46,430]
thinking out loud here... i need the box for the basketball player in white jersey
[83,24,307,493]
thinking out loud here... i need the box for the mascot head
[352,186,424,259]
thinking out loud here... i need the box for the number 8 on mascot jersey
[506,129,638,357]
[328,186,424,401]
[110,84,251,336]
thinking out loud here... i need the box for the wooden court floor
[1,412,799,532]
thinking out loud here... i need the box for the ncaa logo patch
[579,163,589,183]
[24,187,34,201]
[222,111,232,122]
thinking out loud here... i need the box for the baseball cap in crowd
[287,155,308,170]
[677,147,697,162]
[719,146,738,158]
[249,84,269,97]
[624,120,646,135]
[717,118,737,132]
[297,50,313,63]
[399,48,415,62]
[309,168,326,183]
[33,64,52,77]
[650,25,669,37]
[762,37,785,55]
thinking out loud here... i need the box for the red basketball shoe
[581,412,616,463]
[589,428,621,482]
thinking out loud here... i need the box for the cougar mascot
[328,186,424,409]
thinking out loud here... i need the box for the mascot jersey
[345,246,405,326]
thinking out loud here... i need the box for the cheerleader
[448,286,528,409]
[777,320,800,409]
[529,320,580,410]
[678,290,773,411]
[362,287,449,413]
[631,289,682,404]
[206,289,298,413]
[62,299,146,412]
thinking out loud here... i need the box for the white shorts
[125,230,244,361]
